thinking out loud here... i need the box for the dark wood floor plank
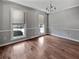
[0,35,79,59]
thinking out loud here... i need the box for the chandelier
[46,0,56,13]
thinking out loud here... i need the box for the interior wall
[0,2,3,30]
[26,9,47,38]
[49,6,79,41]
[0,1,47,46]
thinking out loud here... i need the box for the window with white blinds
[11,8,25,24]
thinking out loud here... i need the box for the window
[38,14,45,34]
[11,8,26,39]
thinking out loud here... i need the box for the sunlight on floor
[13,43,25,53]
[38,37,44,46]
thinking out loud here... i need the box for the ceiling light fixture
[46,0,56,13]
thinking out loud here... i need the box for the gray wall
[0,2,3,30]
[49,6,79,41]
[0,1,47,45]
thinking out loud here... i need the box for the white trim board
[49,4,79,14]
[50,34,79,42]
[0,30,11,32]
[0,34,46,47]
[7,0,47,13]
[3,0,79,14]
[0,33,79,47]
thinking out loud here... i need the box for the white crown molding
[7,0,47,13]
[3,0,79,14]
[50,4,79,14]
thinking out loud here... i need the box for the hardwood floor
[0,35,79,59]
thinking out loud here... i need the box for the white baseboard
[0,34,46,47]
[0,33,78,47]
[50,34,79,42]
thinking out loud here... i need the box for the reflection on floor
[0,35,79,59]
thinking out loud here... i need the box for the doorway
[38,14,45,34]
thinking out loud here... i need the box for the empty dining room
[0,0,79,59]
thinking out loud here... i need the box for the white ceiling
[8,0,79,12]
